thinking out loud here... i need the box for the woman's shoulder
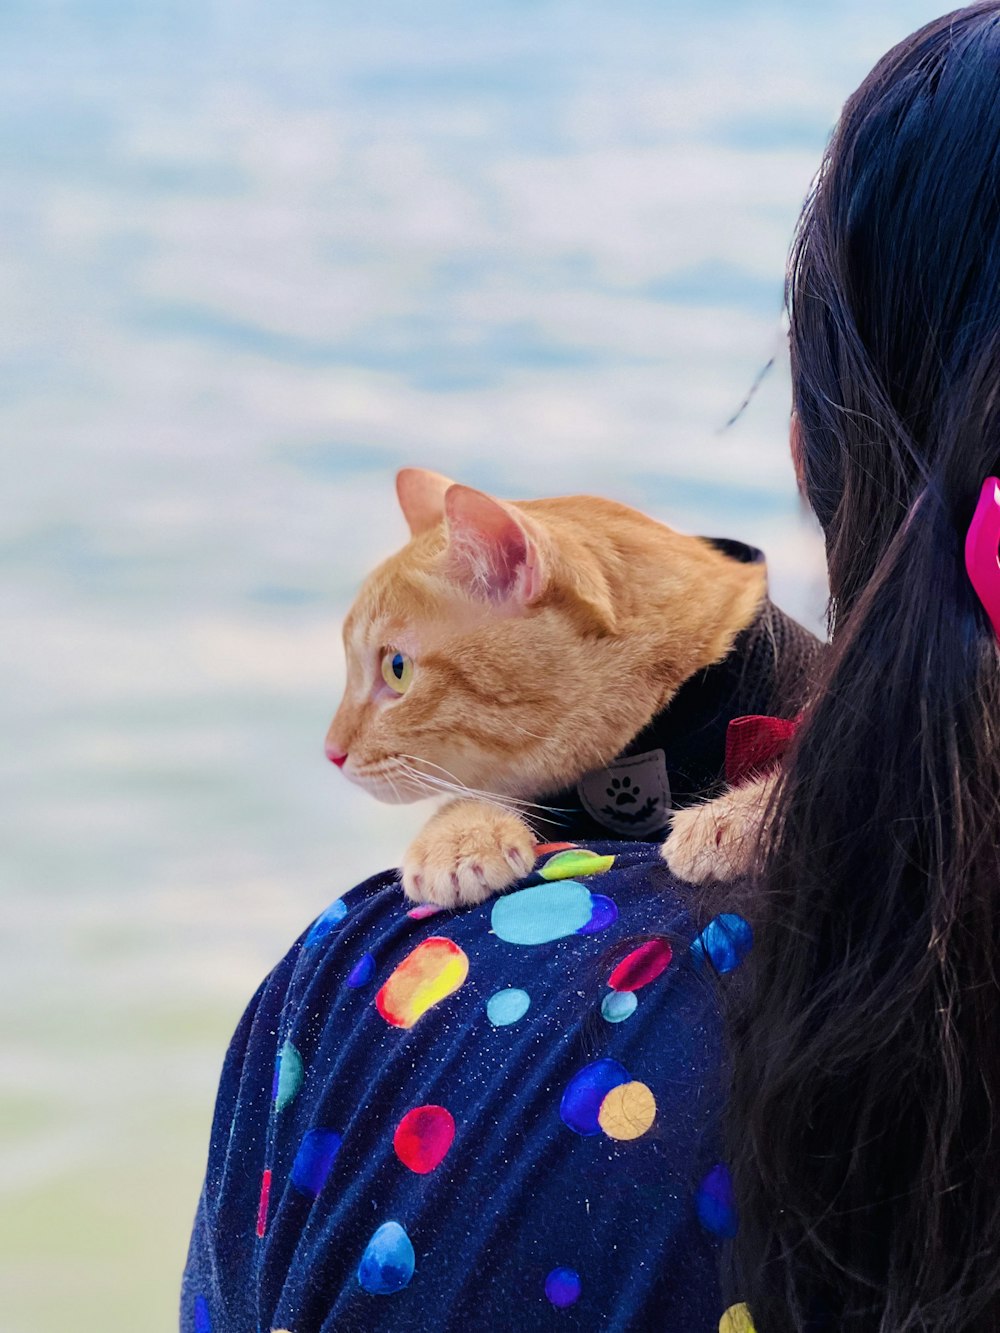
[184,840,750,1333]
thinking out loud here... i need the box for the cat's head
[325,468,576,806]
[325,468,763,807]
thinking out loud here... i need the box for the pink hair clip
[965,476,1000,640]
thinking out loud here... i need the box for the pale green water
[2,2,945,1329]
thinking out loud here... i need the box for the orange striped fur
[326,469,765,906]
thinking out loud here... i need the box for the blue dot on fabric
[545,1267,582,1308]
[559,1058,630,1136]
[689,913,753,974]
[347,952,376,988]
[358,1220,416,1295]
[601,990,638,1023]
[695,1163,739,1238]
[193,1295,212,1333]
[576,893,619,936]
[290,1127,343,1196]
[491,881,594,944]
[486,988,531,1026]
[305,898,348,947]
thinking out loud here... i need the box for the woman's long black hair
[729,6,1000,1329]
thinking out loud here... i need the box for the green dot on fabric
[275,1040,304,1110]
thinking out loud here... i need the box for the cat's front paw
[402,800,537,909]
[661,774,776,885]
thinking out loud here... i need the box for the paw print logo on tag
[577,749,671,838]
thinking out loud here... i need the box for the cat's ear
[443,484,545,606]
[396,468,456,537]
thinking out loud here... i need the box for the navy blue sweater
[182,840,753,1332]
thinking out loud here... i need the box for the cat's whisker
[389,761,440,800]
[394,754,571,816]
[391,757,573,829]
[392,758,511,806]
[501,720,549,742]
[395,753,530,806]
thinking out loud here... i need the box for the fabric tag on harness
[577,749,672,837]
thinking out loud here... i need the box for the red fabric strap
[724,713,801,787]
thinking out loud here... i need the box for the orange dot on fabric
[376,937,469,1028]
[720,1304,756,1333]
[608,937,672,992]
[393,1104,456,1173]
[597,1081,656,1141]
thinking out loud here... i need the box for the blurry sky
[1,2,946,1329]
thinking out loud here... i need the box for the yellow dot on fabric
[597,1080,656,1140]
[376,937,469,1029]
[538,849,615,881]
[719,1304,756,1333]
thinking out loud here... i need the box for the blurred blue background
[1,1,945,1328]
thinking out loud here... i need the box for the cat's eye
[380,649,413,696]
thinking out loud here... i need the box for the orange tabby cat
[325,467,775,907]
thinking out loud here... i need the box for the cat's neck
[539,590,821,840]
[512,499,771,780]
[520,496,769,693]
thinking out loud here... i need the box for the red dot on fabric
[393,1104,456,1174]
[608,937,673,992]
[256,1168,272,1239]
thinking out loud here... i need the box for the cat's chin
[345,767,423,805]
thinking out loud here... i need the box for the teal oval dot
[275,1040,304,1110]
[490,881,593,944]
[601,990,638,1023]
[486,988,531,1026]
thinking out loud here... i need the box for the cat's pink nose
[325,744,348,768]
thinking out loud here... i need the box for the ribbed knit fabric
[182,842,750,1333]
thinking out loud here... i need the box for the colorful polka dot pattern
[291,1128,342,1196]
[544,1266,582,1308]
[358,1221,416,1294]
[608,937,672,991]
[601,989,638,1023]
[304,897,348,947]
[486,987,530,1025]
[490,879,618,944]
[393,1105,455,1174]
[256,1168,272,1239]
[696,1163,738,1238]
[720,1304,756,1333]
[347,952,376,988]
[376,936,469,1028]
[559,1057,656,1140]
[406,903,442,920]
[537,848,616,881]
[597,1080,657,1140]
[274,1041,303,1111]
[195,842,749,1330]
[690,913,753,974]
